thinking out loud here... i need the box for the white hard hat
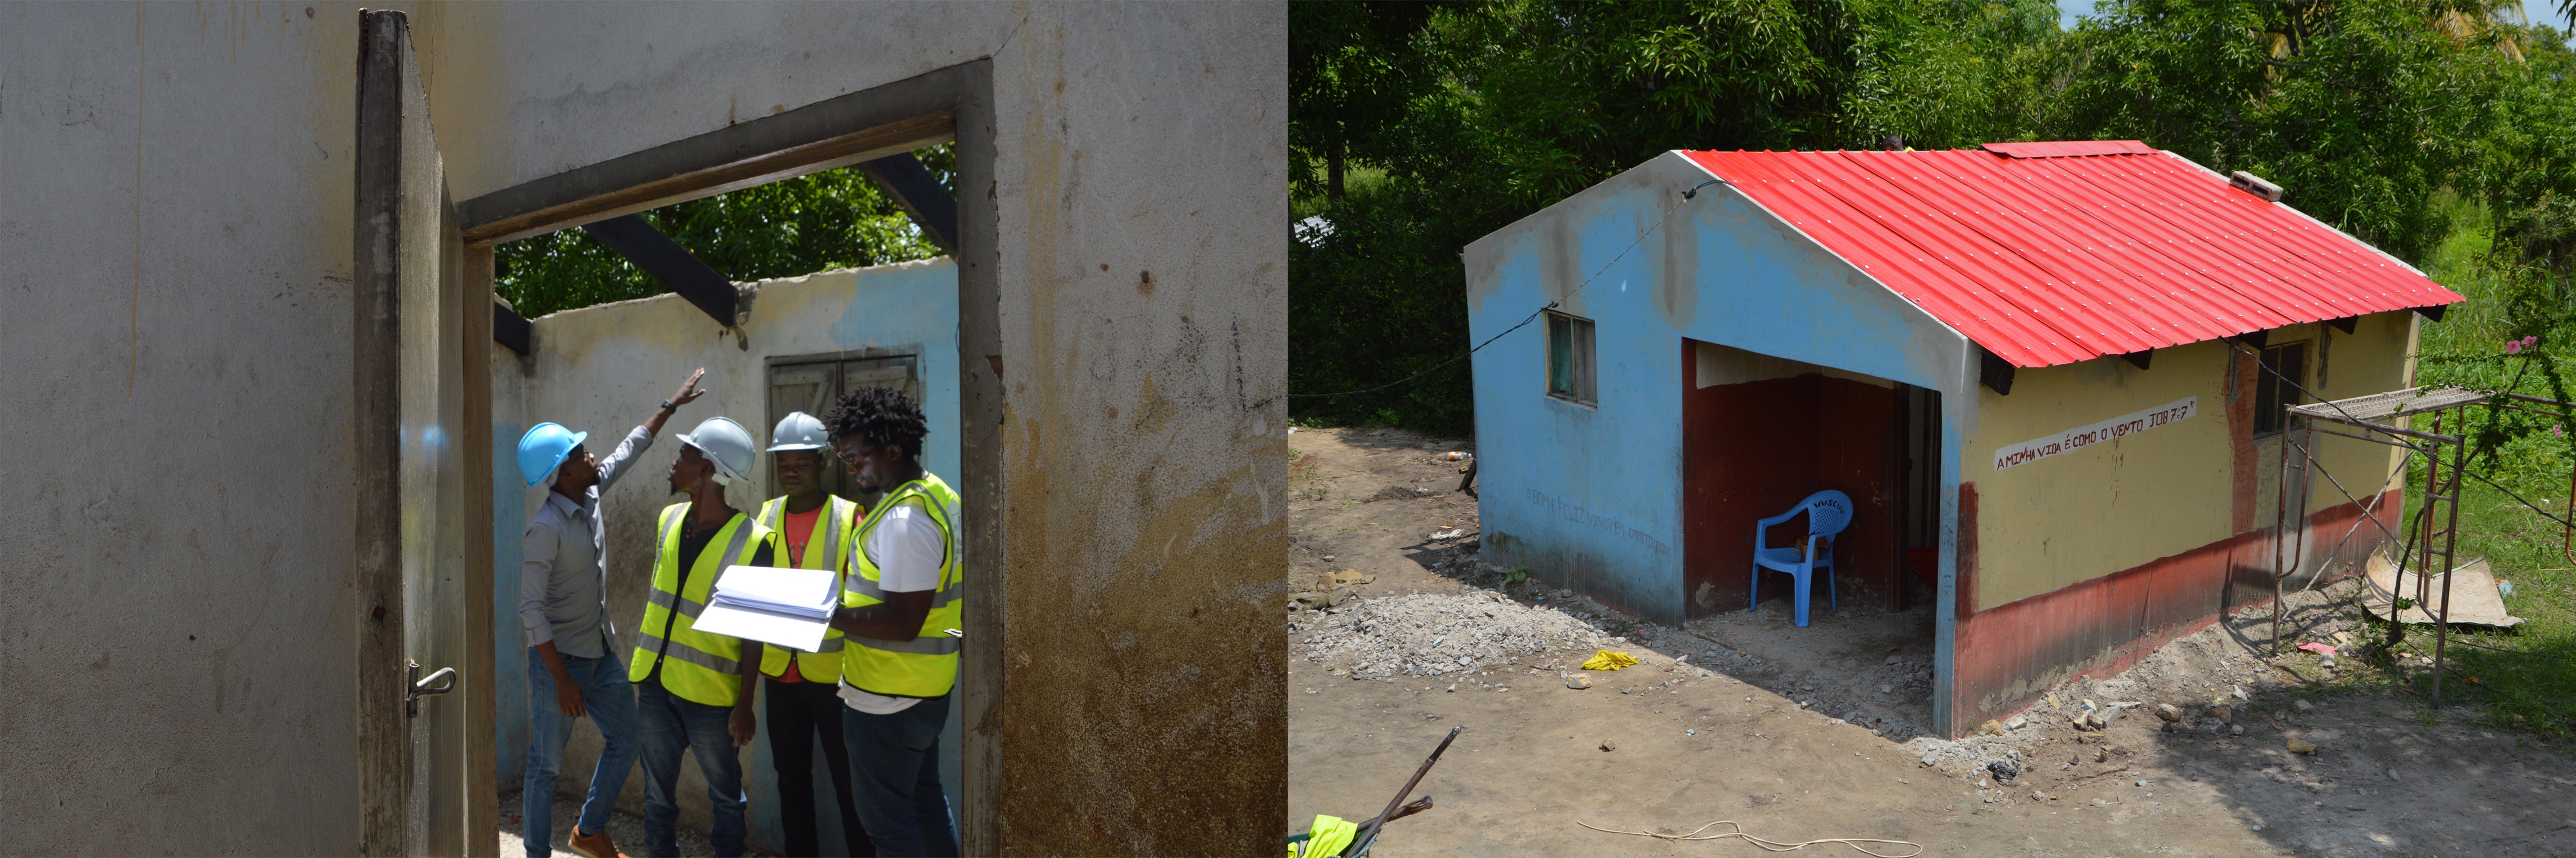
[675,416,756,486]
[769,411,829,452]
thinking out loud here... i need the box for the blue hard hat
[517,423,589,487]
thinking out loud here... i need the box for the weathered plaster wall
[1962,312,2415,610]
[493,260,962,853]
[1947,312,2417,731]
[0,4,367,852]
[5,3,1283,853]
[1464,152,1975,628]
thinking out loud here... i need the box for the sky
[2055,0,2573,33]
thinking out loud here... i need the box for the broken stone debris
[1293,591,1615,682]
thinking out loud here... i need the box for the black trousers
[766,675,875,857]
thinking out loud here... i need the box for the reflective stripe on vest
[755,495,859,680]
[839,473,963,697]
[627,504,764,706]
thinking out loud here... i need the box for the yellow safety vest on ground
[756,494,860,681]
[629,504,768,706]
[839,473,963,699]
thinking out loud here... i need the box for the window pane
[1548,315,1573,397]
[1573,317,1597,403]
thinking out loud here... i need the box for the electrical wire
[1287,179,1730,400]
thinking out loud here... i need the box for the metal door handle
[406,660,458,718]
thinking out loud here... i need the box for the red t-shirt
[776,504,826,682]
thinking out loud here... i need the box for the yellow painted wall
[1966,311,2415,607]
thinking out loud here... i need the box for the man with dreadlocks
[822,386,961,857]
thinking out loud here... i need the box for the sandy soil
[1286,426,2576,857]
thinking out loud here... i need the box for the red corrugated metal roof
[1679,145,2464,367]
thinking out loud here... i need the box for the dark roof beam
[580,214,741,327]
[858,153,959,254]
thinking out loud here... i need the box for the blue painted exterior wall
[1463,154,1977,714]
[491,259,962,852]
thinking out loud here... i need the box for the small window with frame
[1546,311,1597,406]
[2254,341,2308,435]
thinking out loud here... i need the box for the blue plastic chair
[1749,490,1854,628]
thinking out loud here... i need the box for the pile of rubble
[1291,590,1615,681]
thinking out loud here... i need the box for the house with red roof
[1462,140,2462,736]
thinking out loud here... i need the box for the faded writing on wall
[1527,488,1671,555]
[1993,397,2197,470]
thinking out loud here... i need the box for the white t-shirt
[840,499,951,714]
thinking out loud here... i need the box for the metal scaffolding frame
[2277,385,2575,707]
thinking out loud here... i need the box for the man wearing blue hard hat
[513,368,708,858]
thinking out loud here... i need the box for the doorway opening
[345,23,997,850]
[485,146,965,857]
[1679,339,1941,736]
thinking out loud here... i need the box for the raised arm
[641,368,708,438]
[596,368,710,491]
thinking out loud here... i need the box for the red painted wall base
[1947,489,2400,735]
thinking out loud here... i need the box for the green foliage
[2402,192,2576,741]
[1291,1,2576,435]
[1289,0,2059,433]
[494,145,954,319]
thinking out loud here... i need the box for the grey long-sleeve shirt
[518,425,654,659]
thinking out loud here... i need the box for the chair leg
[1825,561,1837,615]
[1791,570,1811,628]
[1748,562,1761,612]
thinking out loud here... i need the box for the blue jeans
[524,648,640,858]
[840,695,958,857]
[636,680,747,858]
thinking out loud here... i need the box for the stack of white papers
[691,566,839,652]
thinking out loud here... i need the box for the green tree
[1289,1,2058,434]
[495,144,955,319]
[2030,0,2520,265]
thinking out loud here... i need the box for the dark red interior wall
[1682,349,1902,619]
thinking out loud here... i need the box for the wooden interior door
[355,9,474,854]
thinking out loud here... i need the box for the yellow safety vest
[756,495,861,681]
[629,504,769,706]
[839,473,962,699]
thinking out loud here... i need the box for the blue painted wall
[1464,153,1971,628]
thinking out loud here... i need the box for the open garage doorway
[1679,339,1941,736]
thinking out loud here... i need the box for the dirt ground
[1287,426,2576,857]
[496,788,756,857]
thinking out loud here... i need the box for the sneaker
[565,825,626,858]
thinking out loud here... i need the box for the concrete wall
[493,260,961,853]
[1464,152,1976,627]
[4,3,1283,853]
[1945,313,2416,730]
[1,4,367,852]
[1961,313,2414,608]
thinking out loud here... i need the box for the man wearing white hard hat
[512,368,707,858]
[632,414,779,858]
[755,412,874,857]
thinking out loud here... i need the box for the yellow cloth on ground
[1582,650,1639,671]
[1292,814,1359,857]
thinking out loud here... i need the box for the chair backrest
[1797,490,1854,537]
